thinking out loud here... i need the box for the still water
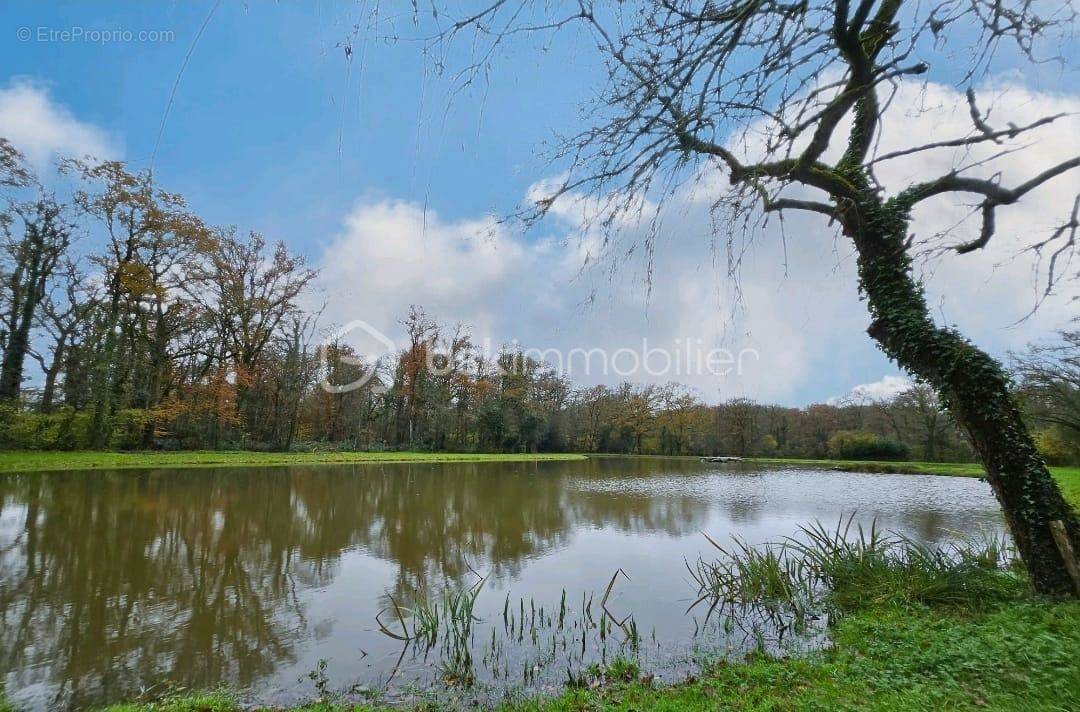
[0,457,1004,710]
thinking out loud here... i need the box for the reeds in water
[690,515,1025,629]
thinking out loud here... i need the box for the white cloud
[0,78,116,171]
[828,376,913,406]
[877,81,1080,337]
[315,77,1080,405]
[313,196,826,402]
[315,199,531,338]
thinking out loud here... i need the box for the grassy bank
[0,450,586,473]
[518,601,1080,711]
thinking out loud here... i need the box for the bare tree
[32,260,98,413]
[895,383,953,462]
[406,1,1080,593]
[1013,330,1080,440]
[265,311,322,451]
[718,397,760,455]
[64,159,210,447]
[0,138,31,189]
[193,229,317,371]
[188,228,318,438]
[0,197,75,400]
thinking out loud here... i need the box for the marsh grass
[377,581,484,645]
[796,519,1024,610]
[567,656,644,689]
[376,572,648,693]
[365,520,1025,703]
[691,516,1026,628]
[376,578,487,686]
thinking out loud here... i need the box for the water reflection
[0,458,1003,710]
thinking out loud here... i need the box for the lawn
[0,450,586,473]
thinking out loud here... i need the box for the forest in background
[0,138,1077,463]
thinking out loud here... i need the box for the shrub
[1034,427,1080,466]
[109,409,155,450]
[827,430,911,461]
[0,405,91,450]
[756,434,780,456]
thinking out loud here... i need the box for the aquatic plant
[691,516,1026,627]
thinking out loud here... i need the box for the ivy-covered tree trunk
[841,190,1080,596]
[0,253,46,401]
[0,311,33,400]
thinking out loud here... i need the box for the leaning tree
[386,0,1080,593]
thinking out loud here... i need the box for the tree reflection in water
[0,459,1002,710]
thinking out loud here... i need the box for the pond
[0,457,1005,710]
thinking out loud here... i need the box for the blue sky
[2,1,1077,405]
[3,1,590,233]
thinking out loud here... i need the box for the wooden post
[1049,520,1080,596]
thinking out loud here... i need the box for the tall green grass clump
[376,578,486,686]
[693,516,1026,624]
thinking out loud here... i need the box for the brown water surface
[0,457,1004,709]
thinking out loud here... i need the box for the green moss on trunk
[838,184,1080,596]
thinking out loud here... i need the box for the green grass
[1053,466,1080,506]
[98,692,237,712]
[519,601,1080,711]
[692,519,1025,623]
[0,450,587,473]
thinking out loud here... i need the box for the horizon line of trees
[0,138,1076,464]
[292,305,1077,465]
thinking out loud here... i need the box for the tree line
[0,138,1075,463]
[0,139,317,450]
[307,306,1075,464]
